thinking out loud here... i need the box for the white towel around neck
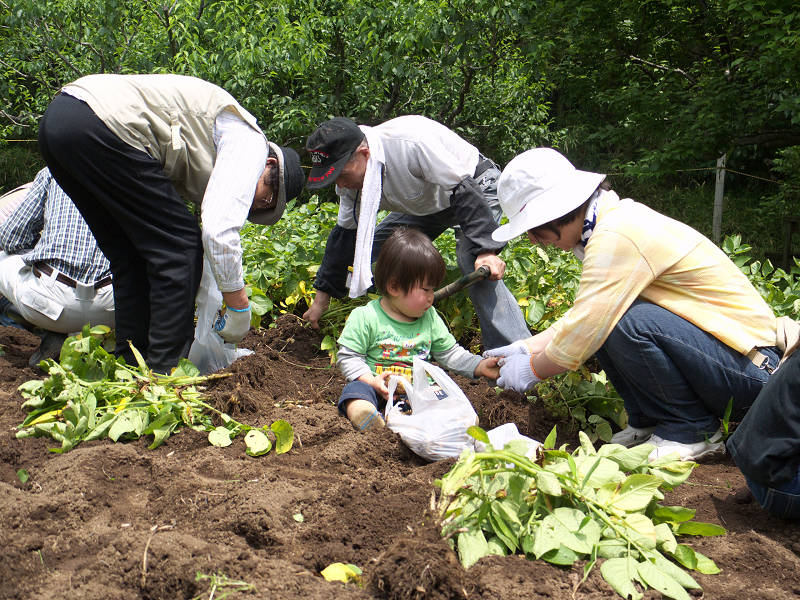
[348,125,385,298]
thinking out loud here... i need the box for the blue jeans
[338,380,408,416]
[595,300,779,443]
[745,470,800,520]
[370,166,530,350]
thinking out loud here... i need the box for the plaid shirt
[546,193,777,370]
[0,168,111,285]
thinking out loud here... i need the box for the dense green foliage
[16,324,294,455]
[438,428,726,598]
[3,0,799,439]
[3,1,799,256]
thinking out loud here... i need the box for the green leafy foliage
[192,572,256,600]
[722,234,800,317]
[437,429,725,599]
[15,325,293,456]
[535,368,625,443]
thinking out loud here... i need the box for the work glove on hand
[213,304,251,344]
[483,340,530,359]
[496,354,540,394]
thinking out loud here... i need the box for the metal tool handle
[433,265,491,303]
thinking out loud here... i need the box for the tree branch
[628,55,697,85]
[735,130,800,148]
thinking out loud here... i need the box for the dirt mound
[0,319,799,599]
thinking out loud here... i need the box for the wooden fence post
[712,154,726,243]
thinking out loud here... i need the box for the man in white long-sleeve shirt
[38,74,304,373]
[302,116,530,350]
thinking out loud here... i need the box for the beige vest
[65,74,265,204]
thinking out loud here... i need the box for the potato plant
[438,428,725,600]
[15,325,293,456]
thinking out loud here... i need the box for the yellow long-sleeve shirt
[545,193,778,370]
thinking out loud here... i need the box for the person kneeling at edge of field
[484,148,796,463]
[336,227,499,431]
[0,168,114,368]
[727,343,800,519]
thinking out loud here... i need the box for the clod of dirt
[369,519,472,600]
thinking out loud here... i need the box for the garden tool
[433,265,490,303]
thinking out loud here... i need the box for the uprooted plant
[436,427,725,600]
[16,325,293,456]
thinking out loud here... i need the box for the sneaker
[647,431,725,462]
[610,426,655,448]
[347,399,386,432]
[28,331,67,369]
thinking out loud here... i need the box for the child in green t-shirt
[337,227,500,431]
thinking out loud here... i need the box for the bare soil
[1,316,799,599]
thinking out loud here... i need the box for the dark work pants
[38,94,203,373]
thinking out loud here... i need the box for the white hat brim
[492,169,605,242]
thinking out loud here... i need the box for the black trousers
[38,94,203,373]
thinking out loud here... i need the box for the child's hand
[475,356,500,380]
[358,372,392,399]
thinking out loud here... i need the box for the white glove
[213,304,251,344]
[496,354,540,394]
[483,340,530,359]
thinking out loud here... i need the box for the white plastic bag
[187,257,253,374]
[384,356,478,461]
[475,423,542,459]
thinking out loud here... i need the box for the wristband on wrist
[227,304,250,312]
[529,354,543,380]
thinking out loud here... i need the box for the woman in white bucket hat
[486,148,785,462]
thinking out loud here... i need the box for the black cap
[306,117,365,189]
[248,143,305,225]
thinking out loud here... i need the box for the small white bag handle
[384,374,414,419]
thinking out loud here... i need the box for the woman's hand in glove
[496,354,540,394]
[483,340,530,359]
[213,304,252,343]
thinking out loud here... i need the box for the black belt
[474,156,498,179]
[33,262,112,290]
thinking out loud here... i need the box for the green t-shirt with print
[337,299,456,381]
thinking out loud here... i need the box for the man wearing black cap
[303,115,529,350]
[38,74,305,373]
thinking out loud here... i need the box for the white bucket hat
[492,148,606,242]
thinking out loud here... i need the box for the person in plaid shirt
[0,167,114,367]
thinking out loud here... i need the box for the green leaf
[457,528,490,568]
[655,523,678,554]
[489,503,518,552]
[647,552,701,590]
[651,505,696,524]
[485,536,507,557]
[579,430,597,455]
[600,557,643,600]
[536,470,562,496]
[541,544,580,566]
[245,430,272,456]
[622,513,657,549]
[543,425,557,449]
[16,469,29,484]
[636,560,692,600]
[108,413,139,442]
[208,426,233,447]
[320,335,336,351]
[467,425,490,444]
[128,342,150,374]
[674,522,726,537]
[607,474,663,512]
[270,420,294,454]
[669,544,721,575]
